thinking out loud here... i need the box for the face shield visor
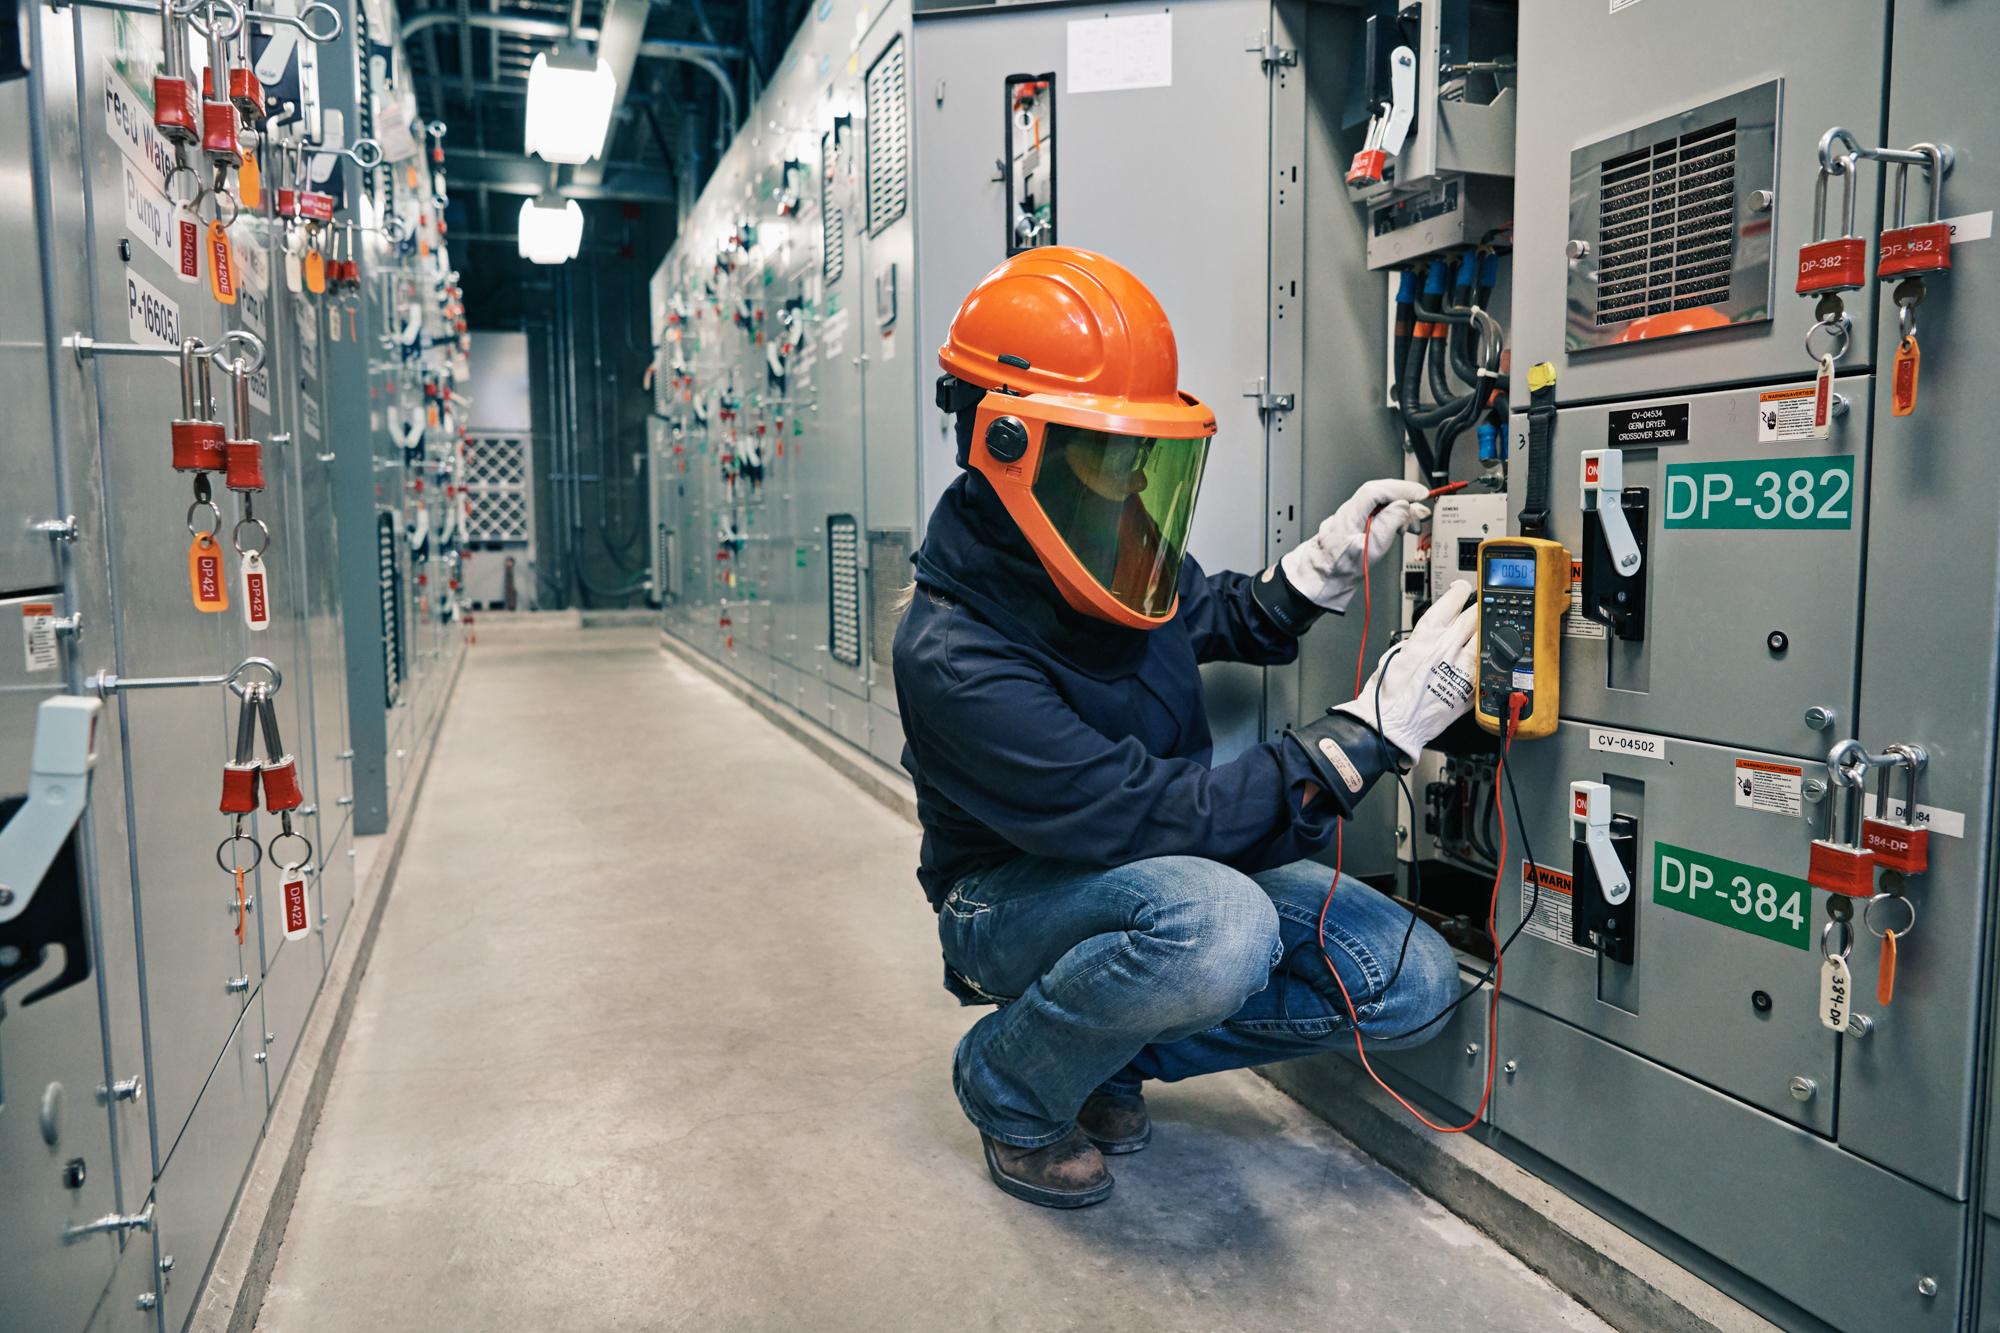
[966,393,1215,629]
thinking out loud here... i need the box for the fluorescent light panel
[518,196,584,264]
[525,49,616,164]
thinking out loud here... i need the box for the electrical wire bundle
[1318,492,1546,1134]
[1394,251,1509,488]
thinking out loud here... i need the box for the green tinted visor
[1031,422,1210,619]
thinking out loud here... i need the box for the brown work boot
[981,1127,1114,1208]
[1077,1089,1151,1154]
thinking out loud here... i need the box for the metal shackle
[1810,153,1861,244]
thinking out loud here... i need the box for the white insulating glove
[1279,479,1432,613]
[1334,579,1478,763]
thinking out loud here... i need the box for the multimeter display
[1484,557,1536,589]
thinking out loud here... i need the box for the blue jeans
[937,855,1460,1148]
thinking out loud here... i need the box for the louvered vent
[828,515,862,667]
[1594,119,1738,326]
[865,37,908,236]
[821,132,846,283]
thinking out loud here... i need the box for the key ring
[233,516,270,556]
[166,165,205,209]
[1864,893,1917,939]
[187,500,223,537]
[1899,302,1918,344]
[1804,312,1851,363]
[216,830,264,874]
[269,828,313,872]
[199,187,242,230]
[1821,919,1854,961]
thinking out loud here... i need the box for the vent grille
[828,514,861,667]
[461,436,532,543]
[1594,119,1738,326]
[821,131,846,283]
[865,37,908,236]
[867,528,911,667]
[657,525,681,602]
[376,512,404,705]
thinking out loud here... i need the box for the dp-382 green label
[1653,842,1810,949]
[1663,456,1854,530]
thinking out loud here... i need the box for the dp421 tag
[188,532,229,612]
[239,549,272,631]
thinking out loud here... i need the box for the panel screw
[1766,630,1789,656]
[118,238,132,262]
[1751,990,1773,1013]
[135,1293,157,1312]
[160,1255,175,1272]
[1789,1075,1817,1102]
[1847,1013,1874,1039]
[1803,778,1828,801]
[254,1052,268,1064]
[1465,1044,1480,1057]
[1565,239,1590,260]
[1804,706,1836,732]
[1750,189,1775,213]
[62,1157,87,1189]
[1503,1060,1519,1075]
[1918,1276,1939,1298]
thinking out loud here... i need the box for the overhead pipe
[398,10,740,132]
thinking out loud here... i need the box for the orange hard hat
[936,247,1215,629]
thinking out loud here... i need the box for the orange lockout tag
[1878,930,1898,1006]
[207,220,238,305]
[405,164,420,189]
[238,150,261,210]
[234,867,248,942]
[304,247,326,294]
[188,532,229,611]
[1892,335,1921,417]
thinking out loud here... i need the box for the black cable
[1366,718,1544,1047]
[1356,645,1423,1007]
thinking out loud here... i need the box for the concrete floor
[256,626,1613,1332]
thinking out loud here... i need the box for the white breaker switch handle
[1571,780,1631,906]
[1381,46,1417,157]
[0,696,104,925]
[1581,449,1643,577]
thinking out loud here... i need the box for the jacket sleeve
[1179,556,1326,666]
[903,656,1344,870]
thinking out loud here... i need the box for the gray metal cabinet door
[1508,378,1870,760]
[1511,0,1892,406]
[0,77,63,598]
[1504,722,1838,1132]
[153,1010,264,1333]
[1860,0,2000,1209]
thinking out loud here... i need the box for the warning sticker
[1733,758,1803,818]
[1520,861,1591,955]
[1756,386,1822,443]
[1563,559,1606,639]
[22,602,57,672]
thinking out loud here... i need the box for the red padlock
[1807,778,1877,897]
[256,690,304,812]
[151,0,199,143]
[171,340,227,472]
[223,361,264,492]
[220,689,261,814]
[202,99,241,167]
[1796,158,1867,295]
[1859,746,1931,875]
[1878,146,1952,281]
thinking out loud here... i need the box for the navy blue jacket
[893,470,1393,909]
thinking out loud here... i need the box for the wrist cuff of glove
[1284,711,1401,819]
[1251,562,1330,637]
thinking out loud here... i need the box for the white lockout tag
[1811,353,1837,439]
[240,550,272,632]
[1819,953,1852,1031]
[1570,781,1630,905]
[281,868,312,941]
[1579,450,1642,576]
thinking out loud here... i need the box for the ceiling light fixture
[518,195,585,264]
[524,46,616,164]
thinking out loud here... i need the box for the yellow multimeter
[1473,537,1572,739]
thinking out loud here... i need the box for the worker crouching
[894,247,1472,1208]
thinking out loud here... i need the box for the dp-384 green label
[1653,842,1810,949]
[1663,456,1854,530]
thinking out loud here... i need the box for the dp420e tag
[1654,841,1810,949]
